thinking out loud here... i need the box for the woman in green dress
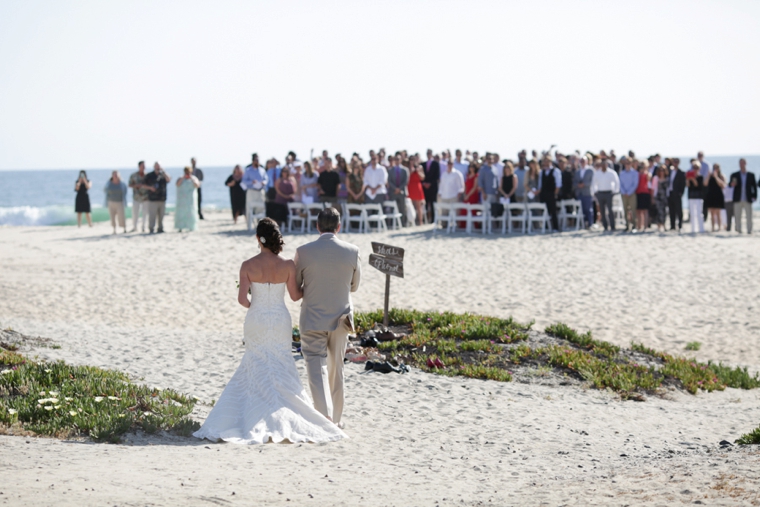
[175,166,200,232]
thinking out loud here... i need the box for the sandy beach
[1,211,760,506]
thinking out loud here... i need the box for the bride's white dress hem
[193,282,346,445]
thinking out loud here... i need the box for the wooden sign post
[369,242,404,328]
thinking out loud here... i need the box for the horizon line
[2,153,760,172]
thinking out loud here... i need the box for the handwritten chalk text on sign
[371,242,405,262]
[369,254,404,278]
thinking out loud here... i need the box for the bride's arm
[286,260,303,302]
[238,263,251,308]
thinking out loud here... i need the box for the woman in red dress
[459,162,480,229]
[407,155,426,225]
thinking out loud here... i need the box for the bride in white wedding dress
[193,218,346,444]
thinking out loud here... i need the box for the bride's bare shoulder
[240,255,265,274]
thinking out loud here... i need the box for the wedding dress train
[193,282,346,444]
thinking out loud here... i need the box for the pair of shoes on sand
[364,361,409,374]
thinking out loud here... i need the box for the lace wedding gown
[193,282,347,444]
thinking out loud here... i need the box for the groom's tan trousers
[300,316,350,425]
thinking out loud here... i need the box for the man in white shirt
[453,149,469,179]
[592,160,620,231]
[438,160,465,222]
[240,153,268,231]
[363,154,388,204]
[438,160,465,203]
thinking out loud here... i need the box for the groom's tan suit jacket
[296,233,361,332]
[295,233,361,425]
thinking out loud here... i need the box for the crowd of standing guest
[76,151,756,235]
[226,148,756,235]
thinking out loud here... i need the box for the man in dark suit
[421,149,440,223]
[539,157,561,231]
[386,154,410,226]
[730,158,757,234]
[668,159,686,231]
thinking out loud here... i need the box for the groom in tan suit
[295,207,361,428]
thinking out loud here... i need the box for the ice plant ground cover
[0,345,199,442]
[355,309,760,399]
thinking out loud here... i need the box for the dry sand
[1,211,759,506]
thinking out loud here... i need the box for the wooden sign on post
[369,242,405,327]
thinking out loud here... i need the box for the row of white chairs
[433,200,584,234]
[284,201,404,234]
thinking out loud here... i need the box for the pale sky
[1,0,758,170]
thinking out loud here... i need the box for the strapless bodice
[249,282,287,309]
[245,282,290,350]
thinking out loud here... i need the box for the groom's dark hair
[317,207,341,233]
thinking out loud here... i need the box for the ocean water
[0,166,235,226]
[1,157,758,226]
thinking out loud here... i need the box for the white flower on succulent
[7,409,17,415]
[54,405,60,409]
[69,411,77,417]
[65,397,73,402]
[94,397,104,403]
[44,369,51,373]
[43,406,53,411]
[107,396,119,401]
[1,369,12,375]
[48,391,59,396]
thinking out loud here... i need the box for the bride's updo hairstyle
[256,218,285,255]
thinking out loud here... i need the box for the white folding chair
[305,202,325,233]
[527,203,550,234]
[382,200,404,230]
[433,203,454,233]
[362,204,387,233]
[559,199,582,231]
[466,204,488,234]
[507,203,528,234]
[342,203,365,233]
[612,194,625,224]
[449,203,469,233]
[287,202,306,233]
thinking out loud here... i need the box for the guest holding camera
[144,162,171,234]
[74,170,93,228]
[225,165,246,224]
